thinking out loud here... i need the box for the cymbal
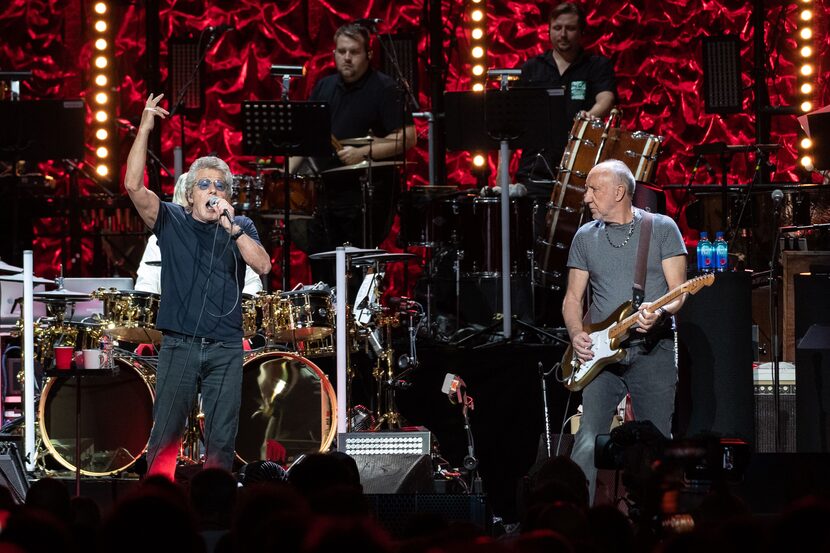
[33,289,92,302]
[0,260,23,273]
[0,273,53,284]
[322,160,412,174]
[308,247,386,260]
[352,252,418,266]
[339,135,397,146]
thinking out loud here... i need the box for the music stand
[808,112,830,171]
[242,101,331,289]
[0,100,85,161]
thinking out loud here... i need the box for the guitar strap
[632,210,654,309]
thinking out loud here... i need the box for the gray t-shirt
[567,208,687,324]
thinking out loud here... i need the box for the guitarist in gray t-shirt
[562,159,688,503]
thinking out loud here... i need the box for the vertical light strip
[468,0,487,175]
[91,1,113,180]
[797,0,815,170]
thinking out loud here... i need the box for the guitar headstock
[684,273,716,295]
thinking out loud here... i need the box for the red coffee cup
[54,346,74,371]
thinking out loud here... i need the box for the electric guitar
[561,273,715,392]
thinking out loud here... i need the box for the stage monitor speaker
[350,453,433,494]
[0,437,28,503]
[365,493,489,538]
[794,274,830,452]
[676,271,754,442]
[337,430,431,456]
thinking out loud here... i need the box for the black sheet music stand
[242,101,331,289]
[0,100,85,161]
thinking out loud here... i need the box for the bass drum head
[236,350,337,465]
[38,356,155,476]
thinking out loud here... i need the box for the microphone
[353,17,383,29]
[771,189,784,211]
[206,196,231,219]
[208,24,234,35]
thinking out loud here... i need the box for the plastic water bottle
[713,231,728,272]
[697,232,712,273]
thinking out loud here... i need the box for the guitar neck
[608,287,685,339]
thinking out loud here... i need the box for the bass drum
[38,356,155,476]
[236,351,337,465]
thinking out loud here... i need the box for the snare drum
[456,196,534,277]
[232,175,264,212]
[260,173,317,218]
[95,289,161,344]
[272,289,334,342]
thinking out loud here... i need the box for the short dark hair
[549,2,586,31]
[333,23,371,55]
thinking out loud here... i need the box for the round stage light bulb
[800,64,813,76]
[472,46,484,58]
[471,10,483,22]
[95,74,108,86]
[800,156,813,170]
[800,9,812,21]
[96,146,109,158]
[472,64,484,76]
[94,20,107,32]
[96,128,108,140]
[801,83,813,94]
[800,28,812,39]
[95,110,107,122]
[94,2,107,14]
[94,56,108,69]
[800,46,812,57]
[471,28,484,40]
[96,165,109,177]
[95,38,107,51]
[95,92,108,104]
[472,83,484,92]
[801,138,812,149]
[472,154,486,167]
[801,101,812,112]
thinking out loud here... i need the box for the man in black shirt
[516,2,616,197]
[290,23,416,283]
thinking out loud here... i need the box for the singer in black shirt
[124,93,271,479]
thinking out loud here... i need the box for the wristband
[230,227,245,241]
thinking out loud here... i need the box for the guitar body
[562,301,634,392]
[559,273,714,393]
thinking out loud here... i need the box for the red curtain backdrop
[1,0,828,282]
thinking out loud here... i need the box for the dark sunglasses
[196,178,227,192]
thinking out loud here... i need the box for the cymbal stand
[179,397,203,465]
[373,310,411,430]
[360,137,376,248]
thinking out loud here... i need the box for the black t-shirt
[153,202,261,341]
[515,49,616,186]
[309,68,413,175]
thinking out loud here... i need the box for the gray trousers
[570,336,677,503]
[146,335,243,478]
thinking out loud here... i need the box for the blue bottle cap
[700,231,708,239]
[715,231,724,238]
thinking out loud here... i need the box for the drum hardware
[92,288,162,345]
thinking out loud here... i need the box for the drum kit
[2,245,421,475]
[398,111,664,330]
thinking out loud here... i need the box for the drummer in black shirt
[515,2,616,197]
[290,23,416,285]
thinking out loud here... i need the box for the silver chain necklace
[604,213,637,248]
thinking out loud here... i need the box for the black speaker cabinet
[365,493,490,538]
[0,437,28,503]
[754,381,796,453]
[676,271,754,442]
[794,274,830,452]
[350,454,433,494]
